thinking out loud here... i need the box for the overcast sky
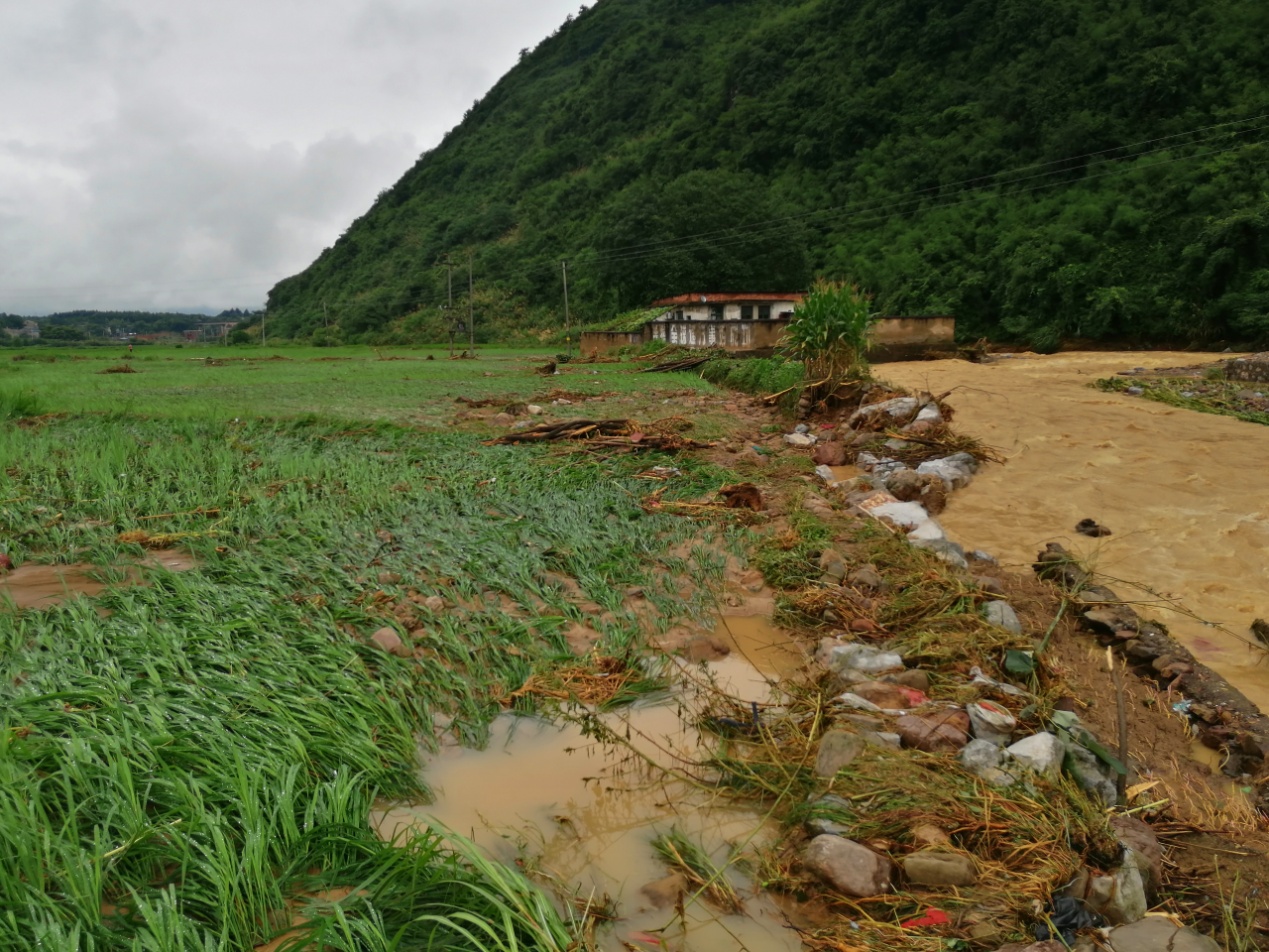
[0,0,580,315]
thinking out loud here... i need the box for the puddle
[709,615,806,703]
[883,353,1269,710]
[0,550,196,610]
[375,682,802,950]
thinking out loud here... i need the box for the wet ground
[882,352,1269,711]
[375,616,805,952]
[0,550,195,610]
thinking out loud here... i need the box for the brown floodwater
[882,352,1269,710]
[375,617,804,952]
[0,550,196,610]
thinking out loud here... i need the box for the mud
[883,352,1269,711]
[0,550,195,610]
[375,638,803,952]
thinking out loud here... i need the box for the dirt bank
[882,352,1269,711]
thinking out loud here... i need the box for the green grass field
[0,344,746,951]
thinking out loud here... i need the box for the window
[758,305,772,321]
[674,309,684,321]
[740,305,754,321]
[709,304,724,320]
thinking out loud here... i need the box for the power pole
[446,259,455,357]
[562,259,571,355]
[261,308,266,346]
[322,300,329,328]
[467,255,475,356]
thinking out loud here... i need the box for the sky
[0,0,581,316]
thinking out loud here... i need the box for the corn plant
[781,279,876,390]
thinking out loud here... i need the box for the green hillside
[266,0,1269,350]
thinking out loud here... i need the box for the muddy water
[376,619,804,952]
[882,353,1269,710]
[0,551,195,610]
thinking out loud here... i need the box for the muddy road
[883,352,1269,710]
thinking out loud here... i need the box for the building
[578,292,956,360]
[2,320,40,340]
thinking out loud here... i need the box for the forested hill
[266,0,1269,350]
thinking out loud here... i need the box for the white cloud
[0,0,579,314]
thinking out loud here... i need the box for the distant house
[579,292,956,360]
[2,320,40,340]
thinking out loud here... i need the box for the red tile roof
[651,293,805,306]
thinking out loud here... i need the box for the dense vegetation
[0,310,257,343]
[265,0,1269,350]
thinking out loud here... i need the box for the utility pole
[322,300,329,328]
[260,308,266,346]
[467,255,475,356]
[445,258,455,357]
[562,259,571,356]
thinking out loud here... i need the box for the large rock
[1110,815,1162,895]
[911,538,970,569]
[812,441,848,466]
[804,794,855,836]
[1104,916,1220,952]
[916,452,979,490]
[816,641,904,680]
[1065,744,1119,805]
[898,713,969,752]
[903,851,977,886]
[967,701,1017,746]
[849,396,919,430]
[815,731,865,778]
[1071,863,1147,925]
[1006,733,1063,777]
[885,469,948,515]
[960,738,1018,786]
[802,835,894,897]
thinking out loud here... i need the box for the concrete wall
[579,330,644,356]
[870,315,955,346]
[1226,354,1269,383]
[649,319,789,353]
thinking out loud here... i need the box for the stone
[804,794,855,836]
[898,713,969,752]
[911,538,970,569]
[903,851,977,886]
[1104,917,1221,952]
[795,423,810,434]
[971,550,998,564]
[911,824,952,848]
[848,565,886,592]
[1073,863,1147,926]
[526,404,544,415]
[983,601,1023,634]
[915,452,978,490]
[1064,743,1119,805]
[864,731,902,749]
[423,595,446,613]
[371,626,410,657]
[907,518,947,542]
[967,701,1017,746]
[886,469,948,515]
[814,464,838,484]
[959,739,1017,786]
[812,441,848,466]
[887,668,931,693]
[815,731,865,777]
[377,571,402,585]
[976,576,1007,596]
[1109,815,1162,894]
[683,635,731,663]
[802,835,894,897]
[848,681,912,711]
[858,496,930,531]
[784,432,816,447]
[492,412,515,426]
[1005,733,1063,777]
[849,396,919,429]
[818,549,847,582]
[639,872,687,909]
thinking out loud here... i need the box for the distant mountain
[265,0,1269,350]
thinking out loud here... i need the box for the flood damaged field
[1,345,1266,951]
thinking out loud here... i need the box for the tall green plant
[782,280,875,387]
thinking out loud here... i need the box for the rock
[1005,733,1063,777]
[640,872,687,909]
[804,794,855,836]
[816,641,904,680]
[1109,816,1162,895]
[911,824,951,848]
[983,601,1023,634]
[802,835,894,897]
[1075,518,1113,538]
[492,412,515,426]
[971,550,998,564]
[911,538,969,569]
[814,464,838,484]
[967,702,1017,746]
[683,635,731,663]
[784,432,816,447]
[1083,607,1138,637]
[903,851,977,886]
[371,627,410,657]
[377,571,402,585]
[848,681,913,711]
[795,423,810,434]
[898,713,969,752]
[849,396,919,430]
[423,595,446,613]
[1064,743,1119,805]
[915,452,979,490]
[801,492,835,520]
[859,497,930,531]
[959,738,1017,786]
[864,731,902,749]
[818,549,847,582]
[1072,863,1147,926]
[847,565,886,592]
[907,518,947,542]
[526,404,544,415]
[976,576,1007,596]
[1104,917,1220,952]
[812,441,848,466]
[885,469,948,515]
[815,731,865,777]
[887,668,931,693]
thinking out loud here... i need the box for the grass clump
[651,827,742,912]
[0,387,44,419]
[700,355,804,404]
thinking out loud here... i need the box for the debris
[812,441,848,466]
[901,907,951,929]
[902,851,977,887]
[983,600,1023,634]
[1103,915,1221,952]
[967,701,1017,746]
[1032,896,1103,944]
[485,419,708,451]
[100,364,139,374]
[802,835,894,897]
[1251,618,1269,647]
[783,432,816,447]
[816,641,904,680]
[1075,518,1113,538]
[1067,862,1148,926]
[639,355,712,373]
[898,712,970,752]
[718,482,764,511]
